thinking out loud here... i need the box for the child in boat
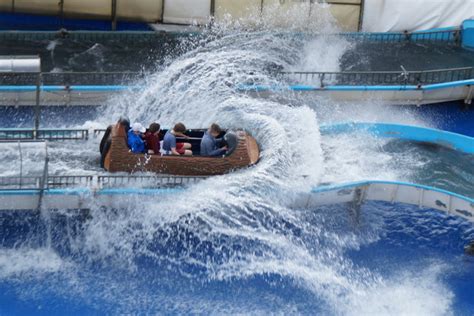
[127,122,146,154]
[162,122,192,156]
[144,122,161,155]
[200,123,228,157]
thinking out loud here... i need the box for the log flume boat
[100,120,260,176]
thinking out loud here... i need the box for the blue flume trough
[320,122,474,154]
[305,180,474,223]
[0,181,472,223]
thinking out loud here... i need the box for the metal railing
[0,174,207,190]
[342,28,461,44]
[47,175,94,188]
[0,129,35,140]
[0,129,89,141]
[0,30,183,42]
[0,176,42,189]
[93,129,108,136]
[97,175,206,188]
[280,67,474,86]
[0,71,141,86]
[2,67,472,90]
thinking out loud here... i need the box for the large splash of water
[0,5,463,314]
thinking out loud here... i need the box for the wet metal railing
[97,175,206,188]
[37,129,89,140]
[0,71,141,86]
[2,68,472,90]
[0,174,207,190]
[342,28,461,44]
[280,67,474,87]
[0,129,89,141]
[47,175,94,188]
[0,176,42,189]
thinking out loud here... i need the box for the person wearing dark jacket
[144,122,161,155]
[200,123,227,157]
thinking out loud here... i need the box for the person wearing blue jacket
[127,122,146,154]
[200,123,227,157]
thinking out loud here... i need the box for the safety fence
[0,129,89,140]
[342,28,461,44]
[280,67,474,86]
[0,71,141,86]
[1,67,472,89]
[0,27,461,44]
[0,30,184,42]
[0,174,206,190]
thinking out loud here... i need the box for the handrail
[37,142,48,210]
[97,175,206,188]
[0,71,142,86]
[341,28,461,44]
[280,67,474,86]
[0,128,89,141]
[0,174,208,190]
[1,67,472,88]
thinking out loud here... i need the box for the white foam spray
[0,4,457,314]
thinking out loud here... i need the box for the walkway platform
[0,25,472,106]
[0,67,472,106]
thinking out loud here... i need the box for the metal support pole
[210,0,215,17]
[465,85,473,105]
[37,142,49,211]
[18,141,23,189]
[161,0,166,22]
[59,0,65,26]
[111,0,117,31]
[358,0,365,32]
[34,72,42,138]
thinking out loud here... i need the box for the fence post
[18,141,23,189]
[210,0,215,17]
[37,142,49,211]
[58,0,64,25]
[34,72,42,138]
[358,0,365,31]
[111,0,118,31]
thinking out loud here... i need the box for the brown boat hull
[104,123,259,176]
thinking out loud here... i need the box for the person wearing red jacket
[144,122,161,155]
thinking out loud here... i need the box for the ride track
[0,122,472,226]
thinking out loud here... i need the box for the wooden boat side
[106,124,259,176]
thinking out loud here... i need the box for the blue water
[0,201,472,314]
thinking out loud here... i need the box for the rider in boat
[127,122,146,154]
[162,122,192,156]
[200,123,228,157]
[144,122,161,155]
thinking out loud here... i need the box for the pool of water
[0,200,472,315]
